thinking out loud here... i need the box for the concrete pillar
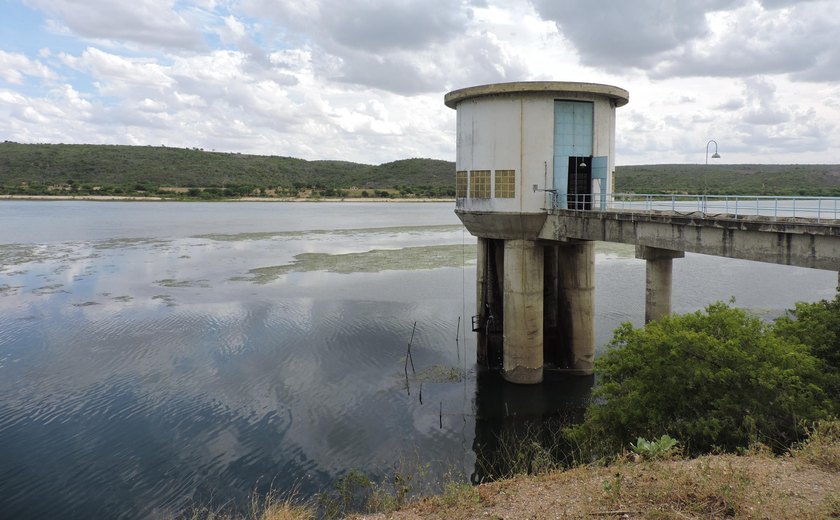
[543,245,560,366]
[636,246,685,323]
[502,239,544,384]
[476,237,488,366]
[557,241,595,374]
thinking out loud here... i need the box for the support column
[557,241,595,374]
[636,246,685,323]
[503,239,544,384]
[543,245,560,366]
[476,237,488,366]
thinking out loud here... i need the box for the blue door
[553,101,593,209]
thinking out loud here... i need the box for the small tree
[774,294,840,402]
[567,302,835,458]
[774,294,840,371]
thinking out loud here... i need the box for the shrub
[774,294,840,376]
[567,302,835,459]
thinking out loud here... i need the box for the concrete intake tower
[444,81,629,385]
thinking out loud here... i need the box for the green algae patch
[72,301,100,307]
[193,231,303,241]
[155,278,210,288]
[93,238,169,250]
[231,266,289,284]
[32,284,67,295]
[152,294,177,306]
[0,244,47,267]
[413,365,467,383]
[194,224,464,242]
[0,284,23,296]
[234,243,477,283]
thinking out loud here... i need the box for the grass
[182,491,314,520]
[795,419,840,472]
[348,420,840,519]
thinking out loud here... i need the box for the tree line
[3,142,840,198]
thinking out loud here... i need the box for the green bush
[567,302,835,459]
[774,295,840,373]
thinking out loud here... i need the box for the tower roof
[444,81,629,109]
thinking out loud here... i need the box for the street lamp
[705,140,721,165]
[703,140,721,212]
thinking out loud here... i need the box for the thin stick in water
[405,321,417,375]
[455,316,461,361]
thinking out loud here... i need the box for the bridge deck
[539,208,840,271]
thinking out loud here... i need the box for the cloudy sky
[1,0,838,165]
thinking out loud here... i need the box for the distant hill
[2,142,839,198]
[615,164,840,197]
[0,142,453,190]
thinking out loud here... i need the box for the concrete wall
[454,91,621,214]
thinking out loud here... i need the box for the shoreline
[0,194,455,203]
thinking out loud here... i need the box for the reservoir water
[0,201,835,519]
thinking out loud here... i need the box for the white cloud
[24,0,205,50]
[1,0,839,164]
[651,1,840,82]
[0,50,55,84]
[532,0,744,70]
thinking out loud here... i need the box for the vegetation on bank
[567,300,839,460]
[3,142,840,199]
[179,296,840,519]
[614,163,840,197]
[0,142,454,199]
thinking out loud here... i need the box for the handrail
[554,193,840,223]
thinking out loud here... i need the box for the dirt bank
[355,447,839,519]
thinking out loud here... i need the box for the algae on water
[413,365,467,383]
[155,279,210,288]
[234,243,477,283]
[194,224,464,242]
[0,284,23,296]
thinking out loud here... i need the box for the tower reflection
[471,369,594,483]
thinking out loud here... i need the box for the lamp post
[703,140,721,212]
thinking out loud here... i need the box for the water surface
[0,201,834,519]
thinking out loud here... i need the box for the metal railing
[557,193,840,223]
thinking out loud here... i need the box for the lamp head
[712,152,721,159]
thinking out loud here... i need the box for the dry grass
[183,491,314,520]
[354,425,840,520]
[795,419,840,473]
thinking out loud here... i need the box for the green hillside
[615,164,840,197]
[0,142,455,198]
[2,142,839,199]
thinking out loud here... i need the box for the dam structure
[445,81,840,385]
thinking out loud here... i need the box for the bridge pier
[502,240,544,384]
[636,246,685,323]
[474,237,597,383]
[555,241,596,373]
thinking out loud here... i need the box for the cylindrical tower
[445,81,628,384]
